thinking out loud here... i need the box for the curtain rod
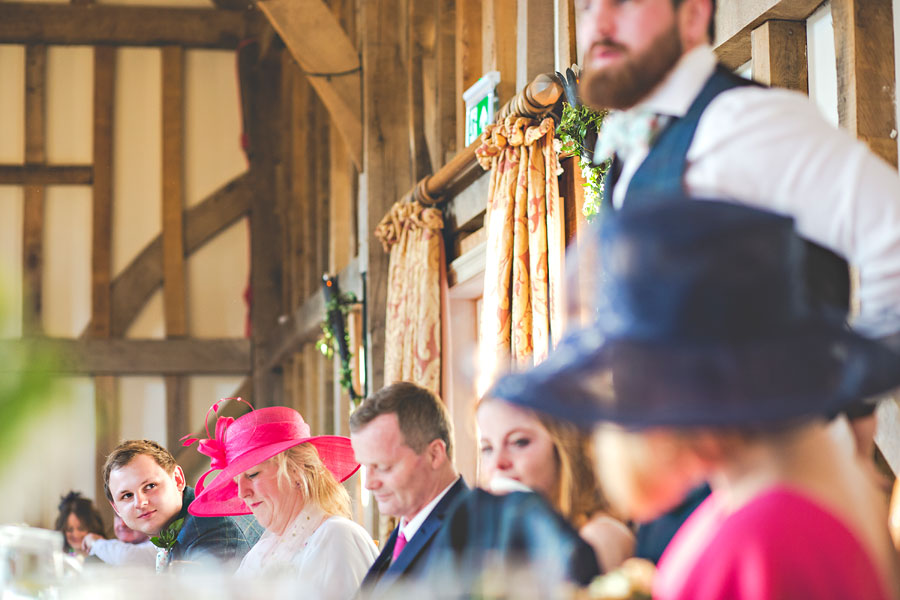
[412,72,564,206]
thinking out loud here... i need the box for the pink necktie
[391,531,408,562]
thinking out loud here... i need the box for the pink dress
[654,486,891,600]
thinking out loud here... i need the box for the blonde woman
[478,397,634,571]
[188,402,377,599]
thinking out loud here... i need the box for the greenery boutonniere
[557,102,609,222]
[150,517,184,551]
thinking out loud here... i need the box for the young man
[578,0,900,337]
[103,439,263,571]
[350,382,467,598]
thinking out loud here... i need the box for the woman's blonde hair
[271,442,351,519]
[538,413,611,528]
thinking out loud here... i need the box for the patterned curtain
[375,200,446,394]
[475,116,565,388]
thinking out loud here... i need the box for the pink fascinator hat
[186,398,359,517]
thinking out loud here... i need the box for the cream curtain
[476,116,565,389]
[375,200,446,394]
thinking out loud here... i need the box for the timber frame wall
[2,0,899,528]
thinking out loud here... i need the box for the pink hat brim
[188,435,359,518]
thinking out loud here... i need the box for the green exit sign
[463,71,500,145]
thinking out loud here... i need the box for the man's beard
[580,23,683,110]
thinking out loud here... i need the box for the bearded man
[575,0,900,562]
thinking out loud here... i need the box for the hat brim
[489,320,900,430]
[188,435,359,517]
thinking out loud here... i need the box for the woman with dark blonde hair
[187,400,377,600]
[478,397,634,571]
[55,491,106,557]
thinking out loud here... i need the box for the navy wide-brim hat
[489,199,900,429]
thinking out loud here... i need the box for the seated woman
[55,491,106,558]
[187,401,377,599]
[489,200,900,599]
[477,397,634,571]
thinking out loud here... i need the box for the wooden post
[91,46,119,524]
[429,0,457,168]
[408,0,434,181]
[161,46,190,447]
[23,45,46,337]
[751,20,808,93]
[554,0,577,71]
[456,0,482,152]
[831,0,898,167]
[362,0,413,394]
[241,47,285,407]
[516,0,554,91]
[482,0,515,105]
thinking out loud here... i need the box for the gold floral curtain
[374,200,446,395]
[476,115,565,386]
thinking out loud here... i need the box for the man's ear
[173,465,186,492]
[426,438,447,469]
[677,0,713,48]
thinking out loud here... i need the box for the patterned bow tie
[594,109,671,163]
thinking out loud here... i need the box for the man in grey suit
[350,382,467,597]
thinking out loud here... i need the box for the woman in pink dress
[489,199,900,599]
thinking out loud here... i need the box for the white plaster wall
[0,35,249,526]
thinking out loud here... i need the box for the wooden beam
[430,0,457,168]
[0,165,93,185]
[0,338,251,375]
[243,53,285,406]
[363,0,413,393]
[161,46,188,338]
[162,46,189,449]
[482,0,516,104]
[751,20,808,93]
[90,46,115,339]
[23,45,46,337]
[262,257,362,374]
[329,123,355,274]
[256,0,363,169]
[94,376,119,530]
[516,0,554,90]
[714,0,823,70]
[456,0,482,152]
[0,3,263,48]
[96,172,253,338]
[554,0,577,71]
[408,0,434,181]
[832,0,898,167]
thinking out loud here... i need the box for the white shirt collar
[399,477,459,542]
[633,44,716,118]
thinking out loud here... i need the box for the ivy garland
[556,102,609,221]
[316,291,359,400]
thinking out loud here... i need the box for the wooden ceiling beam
[714,0,823,70]
[2,338,251,375]
[256,0,363,169]
[0,3,264,48]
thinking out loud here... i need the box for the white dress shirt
[611,45,900,336]
[236,504,378,600]
[88,538,157,567]
[398,477,460,543]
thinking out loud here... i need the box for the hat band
[223,419,311,465]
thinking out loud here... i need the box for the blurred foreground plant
[0,272,59,472]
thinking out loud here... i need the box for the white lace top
[236,504,378,600]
